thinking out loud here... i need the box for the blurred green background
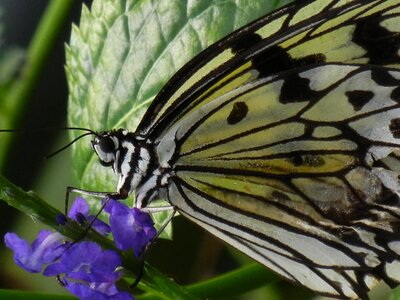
[0,0,82,296]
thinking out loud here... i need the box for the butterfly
[68,0,400,299]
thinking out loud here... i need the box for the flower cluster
[4,197,157,300]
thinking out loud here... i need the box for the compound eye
[98,136,116,153]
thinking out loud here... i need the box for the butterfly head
[92,129,127,167]
[91,129,154,202]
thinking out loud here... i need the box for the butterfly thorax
[92,129,169,208]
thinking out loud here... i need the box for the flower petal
[45,241,121,282]
[69,197,110,235]
[106,200,156,256]
[68,197,90,220]
[5,230,65,273]
[66,281,134,300]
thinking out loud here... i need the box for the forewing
[138,0,400,138]
[163,64,400,299]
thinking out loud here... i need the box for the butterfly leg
[141,205,175,213]
[64,186,123,215]
[63,186,126,243]
[141,206,177,255]
[131,207,177,288]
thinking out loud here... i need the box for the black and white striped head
[91,129,153,201]
[91,130,126,167]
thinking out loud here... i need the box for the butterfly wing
[132,0,400,298]
[137,0,400,139]
[161,63,400,298]
[177,217,380,299]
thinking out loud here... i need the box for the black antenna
[59,127,97,135]
[46,131,95,159]
[0,127,97,135]
[46,127,98,158]
[0,126,98,158]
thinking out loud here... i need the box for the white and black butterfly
[68,0,400,298]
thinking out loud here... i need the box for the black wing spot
[240,44,325,104]
[371,68,400,86]
[227,101,249,125]
[389,118,400,138]
[291,154,303,166]
[252,45,326,78]
[250,47,326,104]
[231,33,262,54]
[345,90,374,111]
[391,87,400,102]
[280,74,319,104]
[290,154,325,167]
[353,16,400,65]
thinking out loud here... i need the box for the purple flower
[65,281,133,300]
[44,241,133,300]
[68,197,111,236]
[104,199,157,257]
[44,241,121,282]
[4,230,68,273]
[4,196,155,300]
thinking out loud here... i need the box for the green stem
[187,263,278,299]
[0,289,75,300]
[0,0,76,170]
[137,263,278,300]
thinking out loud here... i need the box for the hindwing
[160,63,400,299]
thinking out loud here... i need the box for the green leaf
[67,0,292,202]
[389,286,400,300]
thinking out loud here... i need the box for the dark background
[0,0,87,291]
